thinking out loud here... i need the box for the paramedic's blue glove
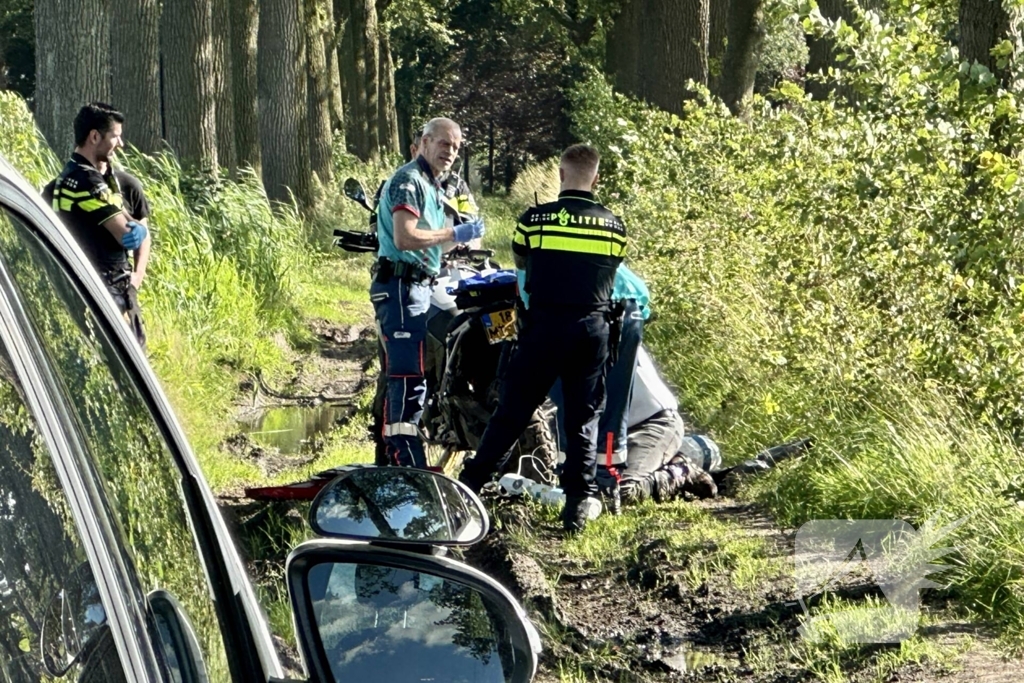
[121,221,148,250]
[452,218,485,244]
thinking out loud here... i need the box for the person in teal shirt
[370,117,484,468]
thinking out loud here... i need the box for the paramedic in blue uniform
[372,117,485,468]
[459,143,626,533]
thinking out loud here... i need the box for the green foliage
[566,2,1024,643]
[0,93,373,490]
[0,0,35,98]
[757,0,810,91]
[0,91,59,185]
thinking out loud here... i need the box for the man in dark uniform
[42,103,149,347]
[459,143,626,533]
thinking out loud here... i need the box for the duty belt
[102,267,132,289]
[373,258,433,284]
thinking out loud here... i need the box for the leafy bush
[567,3,1024,644]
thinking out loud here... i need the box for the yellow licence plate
[482,307,517,344]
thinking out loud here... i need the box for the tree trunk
[378,29,400,155]
[161,0,218,170]
[337,0,363,155]
[719,0,766,115]
[304,0,334,184]
[610,0,707,115]
[960,0,1010,82]
[708,0,730,93]
[34,0,111,156]
[110,0,162,153]
[0,33,7,91]
[349,0,380,160]
[212,0,236,173]
[607,0,642,96]
[324,0,345,131]
[258,0,312,207]
[642,0,707,115]
[231,0,261,173]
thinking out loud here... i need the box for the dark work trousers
[463,306,610,498]
[551,298,643,468]
[371,337,388,465]
[370,276,431,468]
[618,409,685,503]
[106,276,146,350]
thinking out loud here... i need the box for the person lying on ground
[593,339,814,506]
[593,343,718,507]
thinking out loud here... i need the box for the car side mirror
[343,178,372,211]
[41,563,108,677]
[287,542,540,683]
[309,466,488,547]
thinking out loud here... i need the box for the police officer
[43,102,149,345]
[459,143,626,534]
[549,263,650,513]
[373,117,485,468]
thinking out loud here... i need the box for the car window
[0,206,233,680]
[0,313,121,680]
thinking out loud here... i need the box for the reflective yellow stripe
[78,198,107,212]
[59,198,73,211]
[513,223,529,246]
[456,196,476,214]
[526,234,626,256]
[548,224,625,241]
[519,223,625,241]
[524,224,625,244]
[60,189,93,198]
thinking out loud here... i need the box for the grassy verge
[0,92,384,493]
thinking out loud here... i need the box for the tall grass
[0,92,377,490]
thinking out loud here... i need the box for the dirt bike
[335,178,556,478]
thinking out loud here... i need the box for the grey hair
[422,117,461,139]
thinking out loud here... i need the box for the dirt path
[223,316,1024,683]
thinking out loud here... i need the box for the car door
[0,157,285,683]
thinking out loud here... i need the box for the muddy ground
[218,319,1024,682]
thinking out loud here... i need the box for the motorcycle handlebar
[443,245,494,264]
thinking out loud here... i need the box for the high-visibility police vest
[43,153,129,272]
[512,189,626,309]
[440,172,478,217]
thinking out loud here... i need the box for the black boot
[561,496,591,534]
[653,462,717,501]
[458,465,489,494]
[595,467,621,516]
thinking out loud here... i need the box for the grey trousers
[618,409,685,503]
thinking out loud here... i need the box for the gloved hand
[121,221,148,250]
[452,217,485,244]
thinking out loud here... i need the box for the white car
[0,155,539,683]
